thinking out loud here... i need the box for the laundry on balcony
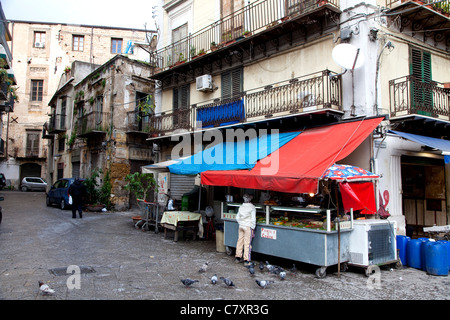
[196,98,245,128]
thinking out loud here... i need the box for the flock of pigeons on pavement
[38,260,298,296]
[181,260,298,290]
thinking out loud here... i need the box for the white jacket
[236,202,256,229]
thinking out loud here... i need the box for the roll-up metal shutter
[170,174,195,200]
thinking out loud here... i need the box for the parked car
[0,173,6,189]
[20,177,47,192]
[46,178,83,210]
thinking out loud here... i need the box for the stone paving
[0,191,448,305]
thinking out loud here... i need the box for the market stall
[160,211,204,241]
[200,117,385,277]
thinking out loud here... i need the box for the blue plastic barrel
[406,239,423,269]
[425,242,449,276]
[418,238,430,271]
[437,240,450,271]
[396,235,410,266]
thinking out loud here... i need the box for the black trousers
[72,200,83,218]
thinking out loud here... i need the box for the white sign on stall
[261,228,277,240]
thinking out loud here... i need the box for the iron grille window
[31,80,43,102]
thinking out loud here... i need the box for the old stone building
[1,20,155,188]
[47,55,155,210]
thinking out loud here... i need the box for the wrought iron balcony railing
[389,75,450,120]
[148,69,342,135]
[48,114,67,132]
[126,110,156,133]
[386,0,450,16]
[150,0,339,72]
[76,111,111,136]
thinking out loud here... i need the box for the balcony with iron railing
[76,111,111,137]
[389,76,450,120]
[47,114,67,133]
[150,0,340,74]
[385,0,450,47]
[148,69,342,136]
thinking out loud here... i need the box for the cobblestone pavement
[0,191,448,306]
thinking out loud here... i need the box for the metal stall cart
[222,202,353,278]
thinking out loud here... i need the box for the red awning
[201,117,383,194]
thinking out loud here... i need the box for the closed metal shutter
[72,162,80,179]
[170,174,195,200]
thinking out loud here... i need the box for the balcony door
[410,47,432,116]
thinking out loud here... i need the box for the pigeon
[290,264,297,276]
[259,261,265,271]
[265,261,275,273]
[270,266,282,275]
[279,270,286,280]
[198,261,209,273]
[247,264,255,276]
[220,276,235,288]
[39,281,55,295]
[211,274,218,285]
[255,279,274,289]
[181,278,199,288]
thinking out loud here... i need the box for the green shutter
[410,48,432,115]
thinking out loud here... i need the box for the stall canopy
[201,117,384,194]
[340,181,377,214]
[389,130,450,164]
[142,131,300,175]
[321,164,379,181]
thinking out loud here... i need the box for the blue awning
[166,131,301,175]
[389,130,450,164]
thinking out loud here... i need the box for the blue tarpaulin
[167,131,301,175]
[389,130,450,164]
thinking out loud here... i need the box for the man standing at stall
[235,194,256,266]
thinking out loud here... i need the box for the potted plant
[243,30,252,37]
[124,172,158,204]
[83,168,107,211]
[210,41,218,51]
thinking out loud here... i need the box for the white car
[20,177,47,192]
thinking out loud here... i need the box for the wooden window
[172,24,188,63]
[60,98,66,129]
[221,68,243,99]
[31,80,43,102]
[111,38,123,54]
[26,131,40,157]
[72,35,84,51]
[34,31,46,48]
[173,84,190,111]
[410,47,432,114]
[173,84,190,128]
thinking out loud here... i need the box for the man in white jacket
[235,194,256,266]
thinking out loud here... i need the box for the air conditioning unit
[196,74,213,92]
[35,42,45,48]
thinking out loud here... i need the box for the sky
[1,0,158,30]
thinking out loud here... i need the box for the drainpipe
[373,40,394,116]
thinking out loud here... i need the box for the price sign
[261,228,277,240]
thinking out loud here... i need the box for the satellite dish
[332,43,364,70]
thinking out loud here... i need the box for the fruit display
[268,216,326,230]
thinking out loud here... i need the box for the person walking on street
[68,178,86,219]
[235,194,256,266]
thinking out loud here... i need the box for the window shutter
[231,68,242,96]
[180,84,189,109]
[221,71,231,99]
[173,87,179,111]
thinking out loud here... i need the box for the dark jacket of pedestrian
[68,178,86,218]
